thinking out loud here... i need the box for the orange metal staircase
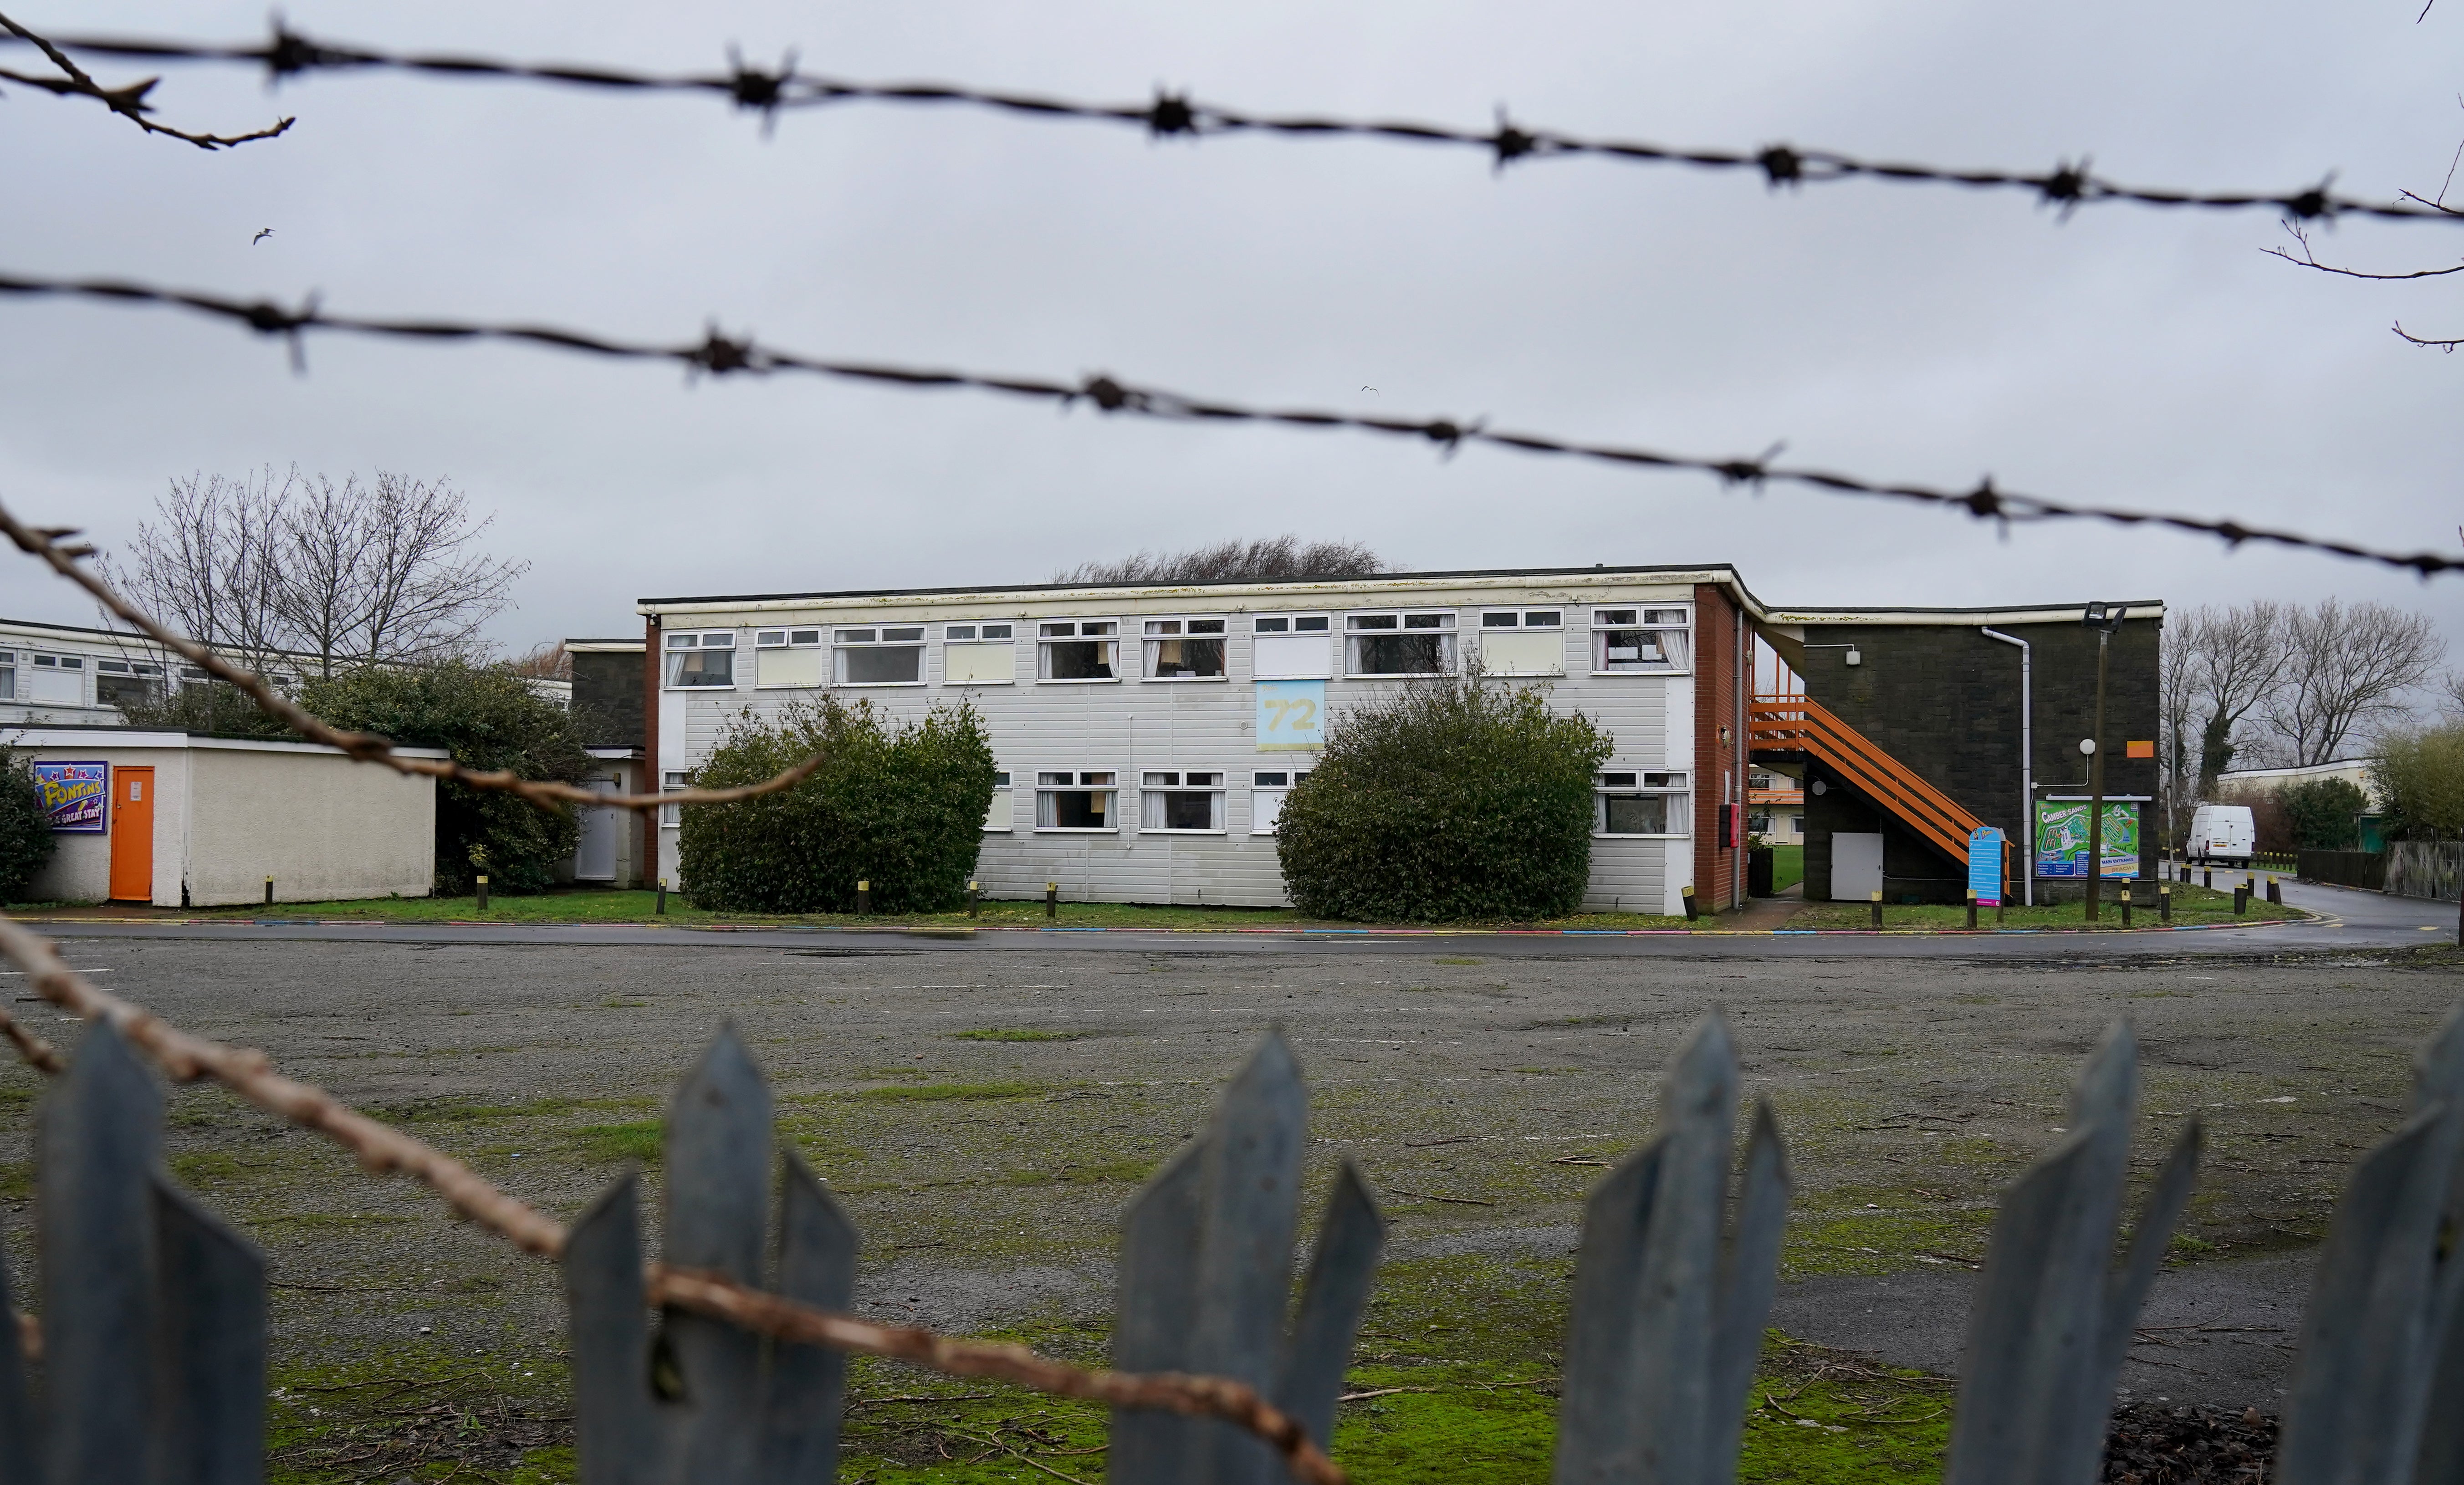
[1748,694,2007,878]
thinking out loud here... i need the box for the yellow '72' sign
[1256,680,1325,753]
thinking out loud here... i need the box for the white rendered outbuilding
[7,729,440,907]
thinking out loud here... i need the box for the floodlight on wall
[1811,780,1828,795]
[1845,648,1861,666]
[2080,738,2097,755]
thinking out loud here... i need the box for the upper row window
[838,626,926,685]
[665,630,735,687]
[1592,607,1692,672]
[1039,620,1118,681]
[1144,617,1227,680]
[1347,611,1456,677]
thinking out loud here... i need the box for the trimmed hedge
[1275,677,1612,921]
[0,754,57,903]
[679,697,996,913]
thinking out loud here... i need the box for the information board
[34,760,107,833]
[1967,825,2004,904]
[2035,800,2139,879]
[1255,680,1325,753]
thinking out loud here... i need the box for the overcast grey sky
[4,0,2460,669]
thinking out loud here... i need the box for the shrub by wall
[0,754,57,903]
[1275,677,1612,922]
[679,697,996,913]
[2280,776,2368,851]
[2374,723,2464,841]
[302,663,595,894]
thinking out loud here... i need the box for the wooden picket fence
[2,1002,2460,1485]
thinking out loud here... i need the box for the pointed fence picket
[1,1005,2462,1485]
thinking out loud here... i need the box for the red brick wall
[1692,582,1746,911]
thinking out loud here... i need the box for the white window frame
[833,625,927,687]
[983,770,1014,833]
[1344,611,1457,679]
[1477,607,1566,630]
[1034,770,1120,832]
[1594,770,1692,838]
[659,770,691,828]
[1139,770,1228,833]
[94,658,166,709]
[1251,614,1334,680]
[942,623,1018,686]
[1037,621,1122,684]
[664,630,740,690]
[0,651,13,702]
[1249,768,1314,835]
[1590,606,1693,675]
[751,627,825,689]
[1140,617,1231,683]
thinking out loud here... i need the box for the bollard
[656,877,668,915]
[1996,895,2006,926]
[856,879,871,915]
[2266,875,2282,905]
[1681,884,1699,922]
[967,878,980,917]
[1045,882,1058,919]
[475,874,489,912]
[1869,890,1884,930]
[2159,882,2173,923]
[263,876,273,907]
[2119,888,2132,929]
[1966,889,1978,931]
[2234,883,2249,915]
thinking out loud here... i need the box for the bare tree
[1053,535,1385,586]
[2264,599,2445,764]
[2444,670,2464,718]
[2181,601,2291,795]
[101,466,528,676]
[505,641,572,680]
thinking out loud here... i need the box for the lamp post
[2081,602,2128,922]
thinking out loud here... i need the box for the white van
[2185,803,2256,868]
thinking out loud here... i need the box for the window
[665,631,736,688]
[1038,621,1119,681]
[1595,771,1691,836]
[1346,612,1456,677]
[1036,771,1118,830]
[25,653,82,706]
[1747,810,1773,835]
[178,666,209,684]
[0,652,12,701]
[1142,618,1228,680]
[1250,769,1314,834]
[1140,771,1226,831]
[95,659,164,710]
[1478,609,1566,677]
[659,770,691,827]
[834,626,925,685]
[1252,614,1333,679]
[945,623,1017,685]
[984,770,1013,832]
[1592,607,1692,673]
[754,627,824,688]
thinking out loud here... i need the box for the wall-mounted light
[1811,780,1828,796]
[1845,648,1862,667]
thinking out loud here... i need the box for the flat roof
[0,725,449,758]
[1769,600,2168,627]
[0,616,337,661]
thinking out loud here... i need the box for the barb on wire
[0,914,1348,1485]
[3,270,2456,580]
[0,501,831,814]
[0,8,291,149]
[4,18,2455,222]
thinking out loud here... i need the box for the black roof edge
[1785,599,2166,620]
[638,562,1756,610]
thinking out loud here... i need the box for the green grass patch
[1785,882,2297,931]
[571,1120,664,1164]
[1767,843,1805,894]
[598,998,648,1009]
[949,1027,1080,1042]
[375,1094,656,1125]
[269,1346,567,1485]
[999,1157,1157,1186]
[0,1161,30,1201]
[249,1212,414,1230]
[853,1081,1048,1102]
[1432,956,1484,965]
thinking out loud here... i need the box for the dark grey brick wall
[1795,613,2161,901]
[572,649,645,751]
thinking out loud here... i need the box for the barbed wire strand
[0,8,291,149]
[0,913,1347,1485]
[0,502,835,813]
[3,270,2455,579]
[2,19,2454,223]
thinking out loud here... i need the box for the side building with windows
[0,617,324,726]
[639,566,1764,914]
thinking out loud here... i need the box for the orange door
[107,766,153,903]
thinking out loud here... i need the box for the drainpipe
[1735,602,1746,911]
[1980,628,2032,906]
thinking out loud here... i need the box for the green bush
[2374,723,2464,841]
[0,754,57,903]
[113,680,291,739]
[2279,776,2368,851]
[299,663,595,894]
[678,697,996,913]
[1275,676,1612,922]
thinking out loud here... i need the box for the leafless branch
[0,8,290,149]
[2263,221,2464,280]
[0,501,827,814]
[0,914,1346,1485]
[2393,320,2464,348]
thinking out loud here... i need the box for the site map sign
[34,760,107,832]
[2036,800,2139,879]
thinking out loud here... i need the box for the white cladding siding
[650,579,1702,909]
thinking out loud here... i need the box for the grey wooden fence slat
[1705,1099,1792,1478]
[2405,1007,2464,1485]
[1274,1158,1386,1457]
[2093,1117,2203,1393]
[40,1016,162,1485]
[756,1151,857,1484]
[2277,1005,2464,1485]
[564,1173,658,1485]
[1945,1020,2155,1485]
[150,1177,266,1485]
[1192,1030,1309,1485]
[1553,1010,1781,1485]
[659,1024,776,1485]
[1108,1137,1208,1485]
[0,1219,40,1485]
